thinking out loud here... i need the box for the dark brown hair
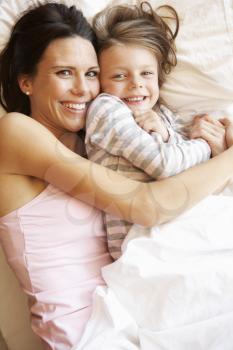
[0,2,97,115]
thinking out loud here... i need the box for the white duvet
[76,193,233,350]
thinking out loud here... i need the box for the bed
[0,0,233,349]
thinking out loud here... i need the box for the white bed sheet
[76,194,233,350]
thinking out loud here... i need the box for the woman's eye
[86,71,99,78]
[113,73,125,80]
[57,70,72,77]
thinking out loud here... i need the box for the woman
[0,3,233,350]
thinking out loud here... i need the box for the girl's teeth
[125,97,144,102]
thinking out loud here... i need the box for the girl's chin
[126,104,150,112]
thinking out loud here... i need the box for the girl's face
[19,36,100,137]
[99,44,159,112]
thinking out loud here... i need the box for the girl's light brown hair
[93,1,179,88]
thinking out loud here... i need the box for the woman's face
[20,36,100,137]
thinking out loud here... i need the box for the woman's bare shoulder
[0,112,33,124]
[0,113,61,177]
[0,112,49,138]
[0,113,57,154]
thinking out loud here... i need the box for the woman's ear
[18,74,33,96]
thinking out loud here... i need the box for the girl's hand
[189,114,227,156]
[133,109,169,142]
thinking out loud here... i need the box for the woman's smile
[60,101,89,113]
[27,36,100,135]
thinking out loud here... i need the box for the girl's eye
[142,71,154,76]
[57,70,72,77]
[86,71,99,78]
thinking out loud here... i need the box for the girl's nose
[130,76,143,89]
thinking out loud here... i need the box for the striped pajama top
[85,93,211,260]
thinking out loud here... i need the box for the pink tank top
[0,184,112,350]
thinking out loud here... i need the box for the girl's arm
[86,94,211,180]
[1,113,233,227]
[133,109,169,141]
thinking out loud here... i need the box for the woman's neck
[59,131,86,157]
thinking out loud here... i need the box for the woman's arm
[189,115,227,156]
[1,113,233,227]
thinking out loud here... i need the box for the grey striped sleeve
[87,95,211,180]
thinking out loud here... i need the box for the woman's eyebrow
[89,66,100,70]
[51,65,100,70]
[51,65,73,69]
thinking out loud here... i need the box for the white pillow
[0,0,111,50]
[1,0,233,119]
[91,0,233,119]
[149,0,233,119]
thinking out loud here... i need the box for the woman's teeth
[62,102,86,110]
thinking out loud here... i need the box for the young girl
[86,2,226,259]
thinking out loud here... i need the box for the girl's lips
[123,96,147,104]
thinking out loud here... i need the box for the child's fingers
[133,109,168,140]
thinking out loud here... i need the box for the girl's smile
[99,44,159,112]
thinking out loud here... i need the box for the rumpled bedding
[76,193,233,350]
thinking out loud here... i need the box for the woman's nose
[71,76,88,96]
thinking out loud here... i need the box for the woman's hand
[189,114,227,156]
[220,117,233,148]
[133,109,169,142]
